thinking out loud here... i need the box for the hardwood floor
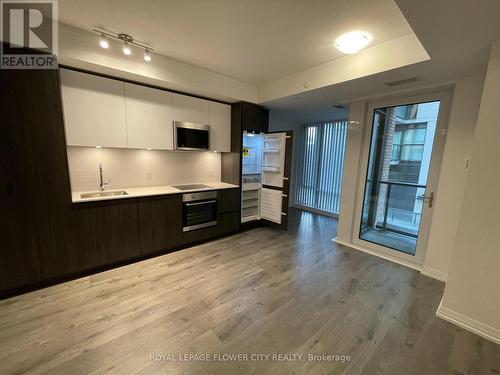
[0,209,498,375]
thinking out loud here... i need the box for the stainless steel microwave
[174,121,210,151]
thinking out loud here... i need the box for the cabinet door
[172,93,209,124]
[241,102,268,133]
[125,83,173,150]
[74,200,141,267]
[261,132,286,188]
[150,195,183,252]
[261,130,292,231]
[217,188,240,214]
[209,101,231,152]
[60,69,128,148]
[260,188,283,224]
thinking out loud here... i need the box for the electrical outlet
[208,170,215,178]
[146,172,152,181]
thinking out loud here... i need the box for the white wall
[67,146,221,192]
[59,23,257,103]
[438,42,500,343]
[336,101,366,242]
[422,74,485,280]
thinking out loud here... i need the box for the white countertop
[72,182,239,203]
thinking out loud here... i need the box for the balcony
[360,180,426,255]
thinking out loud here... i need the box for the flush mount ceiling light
[335,31,372,54]
[92,28,154,61]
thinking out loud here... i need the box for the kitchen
[1,1,500,374]
[1,66,293,297]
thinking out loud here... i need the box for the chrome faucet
[99,162,110,191]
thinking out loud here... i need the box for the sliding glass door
[295,121,347,215]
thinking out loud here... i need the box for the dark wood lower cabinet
[139,195,183,253]
[217,188,240,214]
[71,200,142,269]
[217,211,239,235]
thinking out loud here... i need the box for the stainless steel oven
[174,121,211,151]
[182,191,217,232]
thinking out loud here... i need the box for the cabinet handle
[185,200,216,206]
[283,177,289,181]
[281,212,287,216]
[282,194,288,198]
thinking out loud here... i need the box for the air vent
[386,77,419,87]
[332,104,345,110]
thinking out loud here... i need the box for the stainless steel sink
[81,190,128,199]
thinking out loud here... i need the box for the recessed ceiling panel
[59,0,414,84]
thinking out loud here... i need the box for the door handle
[420,192,434,208]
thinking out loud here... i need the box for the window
[391,126,426,163]
[294,121,348,214]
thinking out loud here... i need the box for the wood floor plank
[0,209,498,375]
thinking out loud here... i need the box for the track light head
[99,34,109,49]
[123,41,131,55]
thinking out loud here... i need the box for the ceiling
[264,0,500,123]
[58,0,500,124]
[58,0,413,85]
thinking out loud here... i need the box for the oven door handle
[185,200,217,206]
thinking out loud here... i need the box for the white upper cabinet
[61,69,227,151]
[124,83,173,150]
[172,93,209,125]
[60,69,128,148]
[209,102,231,152]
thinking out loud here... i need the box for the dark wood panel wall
[0,69,239,298]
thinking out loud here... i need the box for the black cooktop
[172,184,211,191]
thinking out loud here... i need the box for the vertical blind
[294,121,348,214]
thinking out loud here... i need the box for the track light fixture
[92,28,154,61]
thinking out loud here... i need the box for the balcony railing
[366,179,425,238]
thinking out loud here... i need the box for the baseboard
[436,298,500,345]
[421,266,447,282]
[293,204,339,219]
[332,237,422,272]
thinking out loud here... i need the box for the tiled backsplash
[67,146,221,192]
